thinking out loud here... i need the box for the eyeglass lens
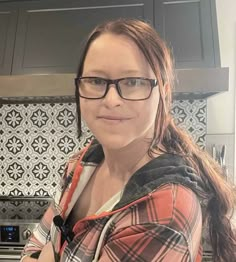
[77,77,153,100]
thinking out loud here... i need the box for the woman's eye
[87,78,105,86]
[125,79,147,87]
[94,79,103,85]
[126,79,138,86]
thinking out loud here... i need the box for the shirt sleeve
[20,201,58,259]
[20,153,80,259]
[98,184,203,262]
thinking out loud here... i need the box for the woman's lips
[97,115,131,123]
[98,115,128,120]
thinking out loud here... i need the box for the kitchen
[0,0,235,261]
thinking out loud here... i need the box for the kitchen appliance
[0,196,51,261]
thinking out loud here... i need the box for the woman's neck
[101,139,153,182]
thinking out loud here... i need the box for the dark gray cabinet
[12,0,153,74]
[155,0,220,68]
[0,0,221,75]
[0,6,17,75]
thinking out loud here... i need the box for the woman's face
[80,33,160,150]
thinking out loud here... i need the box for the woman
[21,18,236,262]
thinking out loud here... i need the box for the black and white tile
[0,103,92,197]
[0,99,206,196]
[172,99,206,148]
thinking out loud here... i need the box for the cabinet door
[12,0,153,75]
[155,0,220,68]
[0,6,17,75]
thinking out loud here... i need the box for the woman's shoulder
[117,183,202,228]
[63,149,86,178]
[112,183,202,251]
[65,140,100,174]
[153,183,201,214]
[150,183,202,234]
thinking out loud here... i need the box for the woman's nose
[102,84,123,107]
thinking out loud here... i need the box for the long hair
[75,18,236,261]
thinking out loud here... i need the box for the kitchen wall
[0,99,206,196]
[206,0,236,183]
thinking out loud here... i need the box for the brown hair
[75,18,236,261]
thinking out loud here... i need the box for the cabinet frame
[0,5,18,75]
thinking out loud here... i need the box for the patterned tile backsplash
[0,99,206,196]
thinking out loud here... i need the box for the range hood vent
[174,67,229,100]
[0,67,229,103]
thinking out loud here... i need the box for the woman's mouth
[97,115,131,123]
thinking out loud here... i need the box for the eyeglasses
[74,77,158,101]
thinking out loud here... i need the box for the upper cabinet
[0,6,17,75]
[0,0,153,75]
[0,0,220,75]
[155,0,220,68]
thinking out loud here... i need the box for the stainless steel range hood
[0,67,229,103]
[174,67,229,99]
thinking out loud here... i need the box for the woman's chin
[96,135,131,151]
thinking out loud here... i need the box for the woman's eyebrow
[83,69,143,75]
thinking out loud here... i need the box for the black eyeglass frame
[74,76,158,101]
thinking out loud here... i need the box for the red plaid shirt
[22,143,204,261]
